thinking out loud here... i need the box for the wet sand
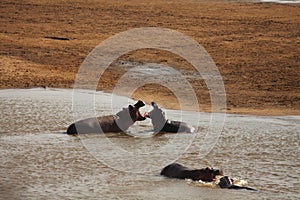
[0,0,299,115]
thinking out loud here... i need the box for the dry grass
[1,0,299,115]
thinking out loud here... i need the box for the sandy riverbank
[1,0,299,115]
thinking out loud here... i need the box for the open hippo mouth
[144,101,159,119]
[134,100,147,121]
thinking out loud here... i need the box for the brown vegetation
[1,0,299,115]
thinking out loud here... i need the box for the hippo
[160,163,223,182]
[67,100,146,134]
[218,176,258,191]
[144,102,195,133]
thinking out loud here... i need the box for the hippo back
[163,120,194,133]
[67,115,117,134]
[160,163,223,182]
[160,163,189,179]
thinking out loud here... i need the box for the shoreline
[1,0,299,116]
[1,87,298,116]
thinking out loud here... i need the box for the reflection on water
[0,89,299,199]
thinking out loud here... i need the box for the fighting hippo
[218,176,258,191]
[160,163,223,182]
[144,102,195,133]
[67,100,146,134]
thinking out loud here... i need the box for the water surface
[0,89,299,199]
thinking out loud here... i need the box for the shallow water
[0,89,299,199]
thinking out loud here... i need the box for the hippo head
[218,176,233,188]
[144,102,167,129]
[194,167,224,182]
[117,100,146,122]
[132,100,147,121]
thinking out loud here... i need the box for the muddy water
[0,89,299,199]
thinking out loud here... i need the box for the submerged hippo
[160,163,223,182]
[218,176,258,191]
[144,102,195,133]
[67,100,146,134]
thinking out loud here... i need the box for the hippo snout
[132,100,146,121]
[134,100,145,108]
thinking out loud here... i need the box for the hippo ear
[128,105,134,110]
[151,102,158,108]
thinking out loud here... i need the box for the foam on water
[187,175,248,188]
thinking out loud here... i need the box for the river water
[0,88,299,199]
